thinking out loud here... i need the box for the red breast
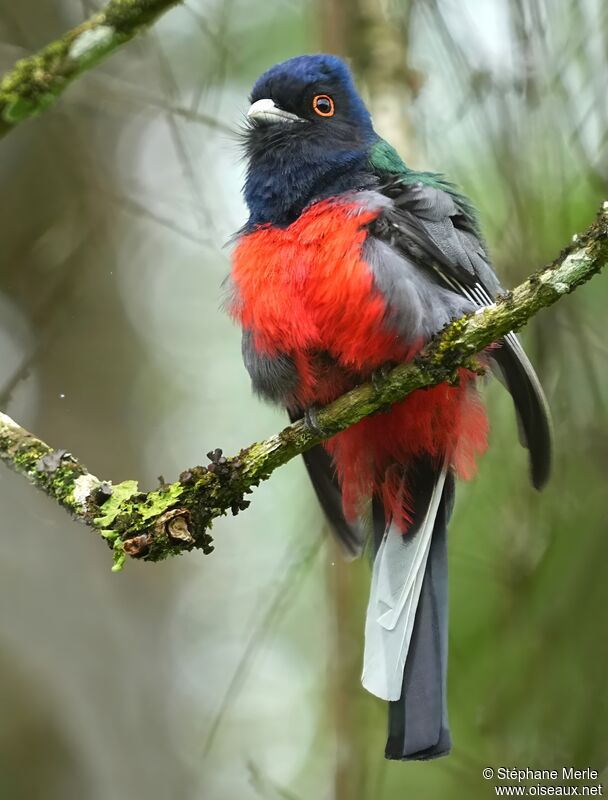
[230,196,489,528]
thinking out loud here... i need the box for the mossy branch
[1,203,607,569]
[0,0,182,137]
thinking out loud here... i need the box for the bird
[227,54,552,761]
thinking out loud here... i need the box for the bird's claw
[371,363,393,392]
[304,406,326,437]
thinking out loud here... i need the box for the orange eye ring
[312,94,335,117]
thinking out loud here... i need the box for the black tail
[375,465,455,761]
[491,332,552,490]
[288,409,365,557]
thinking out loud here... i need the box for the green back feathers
[369,138,482,235]
[369,138,411,176]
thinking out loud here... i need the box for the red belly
[231,197,488,527]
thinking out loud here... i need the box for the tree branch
[1,203,607,570]
[0,0,182,138]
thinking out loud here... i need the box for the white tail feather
[361,465,448,701]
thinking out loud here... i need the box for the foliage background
[0,1,606,798]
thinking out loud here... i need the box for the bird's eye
[312,94,335,117]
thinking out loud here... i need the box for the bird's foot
[371,363,394,392]
[303,405,326,438]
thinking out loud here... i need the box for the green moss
[50,466,85,505]
[103,0,181,33]
[111,539,127,572]
[141,530,177,562]
[0,40,72,123]
[137,482,184,522]
[11,442,48,472]
[427,316,470,367]
[3,96,37,123]
[94,479,140,527]
[0,0,181,131]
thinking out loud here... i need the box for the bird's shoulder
[365,138,500,293]
[369,138,481,232]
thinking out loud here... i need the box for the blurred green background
[0,1,607,798]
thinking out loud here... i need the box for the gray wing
[241,329,299,403]
[368,179,552,490]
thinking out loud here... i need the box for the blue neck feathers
[244,137,378,228]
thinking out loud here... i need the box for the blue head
[243,54,379,227]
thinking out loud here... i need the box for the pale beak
[247,98,303,125]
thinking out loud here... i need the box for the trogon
[227,54,552,761]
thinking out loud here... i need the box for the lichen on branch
[1,203,607,569]
[0,0,182,137]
